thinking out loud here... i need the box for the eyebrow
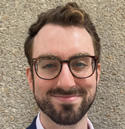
[35,53,91,60]
[69,53,91,60]
[36,54,61,60]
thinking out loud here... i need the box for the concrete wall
[0,0,124,129]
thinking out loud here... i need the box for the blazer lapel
[26,116,37,129]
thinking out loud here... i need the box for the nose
[57,63,76,90]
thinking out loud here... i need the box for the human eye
[38,59,60,71]
[42,63,56,69]
[72,61,87,68]
[70,58,88,72]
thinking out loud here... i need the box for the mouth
[52,94,81,103]
[47,87,86,104]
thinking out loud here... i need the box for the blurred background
[0,0,124,129]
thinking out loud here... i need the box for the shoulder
[26,116,37,129]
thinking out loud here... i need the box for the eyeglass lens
[35,56,96,80]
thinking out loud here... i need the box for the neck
[39,111,88,129]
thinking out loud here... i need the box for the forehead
[33,24,94,59]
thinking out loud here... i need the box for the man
[24,2,101,129]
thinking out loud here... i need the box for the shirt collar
[87,118,94,129]
[36,112,44,129]
[36,112,94,129]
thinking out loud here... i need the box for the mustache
[47,87,87,96]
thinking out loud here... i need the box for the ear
[26,67,34,92]
[96,63,101,84]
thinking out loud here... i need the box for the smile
[52,95,81,103]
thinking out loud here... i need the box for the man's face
[26,24,100,125]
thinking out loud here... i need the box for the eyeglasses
[32,55,98,80]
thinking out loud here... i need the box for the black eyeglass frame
[32,55,99,80]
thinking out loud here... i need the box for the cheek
[34,76,57,94]
[76,74,97,93]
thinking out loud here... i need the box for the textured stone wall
[0,0,124,129]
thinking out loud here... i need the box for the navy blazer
[26,117,37,129]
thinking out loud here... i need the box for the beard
[33,85,96,126]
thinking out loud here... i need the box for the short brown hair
[24,2,101,66]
